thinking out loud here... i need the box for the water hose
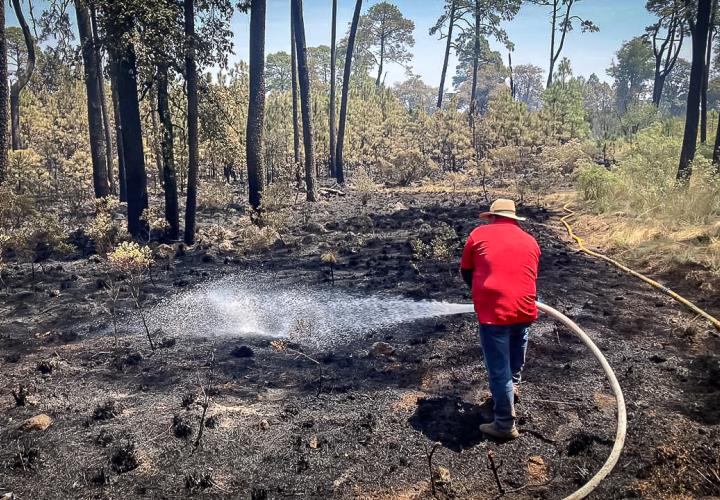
[535,301,626,500]
[560,204,720,332]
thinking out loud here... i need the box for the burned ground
[1,191,719,499]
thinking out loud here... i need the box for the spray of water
[143,274,475,347]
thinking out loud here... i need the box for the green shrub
[575,123,720,224]
[576,163,617,204]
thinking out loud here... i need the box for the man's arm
[460,268,473,288]
[459,234,475,289]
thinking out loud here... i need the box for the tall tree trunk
[290,12,301,181]
[546,0,573,88]
[329,0,337,177]
[652,70,666,106]
[508,51,515,98]
[712,102,720,167]
[437,0,456,108]
[115,44,148,237]
[375,37,384,88]
[651,13,684,107]
[678,0,713,182]
[149,92,164,189]
[10,88,19,151]
[90,5,114,193]
[336,0,362,184]
[292,0,317,202]
[701,0,716,143]
[247,0,266,210]
[470,0,480,117]
[110,68,127,202]
[547,0,558,87]
[157,63,179,240]
[183,0,200,244]
[0,0,7,185]
[10,0,35,151]
[75,0,109,198]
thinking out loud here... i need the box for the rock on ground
[19,414,53,432]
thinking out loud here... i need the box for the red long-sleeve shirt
[460,218,540,325]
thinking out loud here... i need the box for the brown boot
[478,386,520,416]
[478,397,494,420]
[479,421,520,440]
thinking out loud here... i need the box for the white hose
[535,301,627,500]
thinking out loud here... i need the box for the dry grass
[385,184,488,195]
[573,211,720,275]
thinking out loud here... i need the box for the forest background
[0,0,719,278]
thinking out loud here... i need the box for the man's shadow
[409,396,490,452]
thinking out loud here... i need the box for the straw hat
[479,199,526,221]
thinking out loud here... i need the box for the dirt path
[1,191,719,499]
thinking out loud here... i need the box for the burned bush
[91,467,110,486]
[95,429,114,447]
[181,392,196,409]
[112,351,142,371]
[172,414,193,439]
[93,400,121,421]
[11,385,29,406]
[36,360,53,375]
[185,471,213,492]
[110,441,139,473]
[12,441,41,471]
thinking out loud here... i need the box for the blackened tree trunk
[469,0,480,119]
[290,13,301,181]
[651,9,683,107]
[546,0,573,87]
[329,0,337,177]
[75,0,109,198]
[292,0,317,201]
[336,0,362,184]
[10,87,20,151]
[184,0,200,244]
[90,4,114,193]
[246,0,266,210]
[714,105,720,165]
[437,0,456,108]
[110,68,127,202]
[678,0,713,182]
[652,73,667,106]
[0,1,8,185]
[712,102,720,168]
[10,0,35,151]
[701,0,716,143]
[115,44,148,237]
[508,51,515,98]
[149,92,164,187]
[157,63,179,240]
[375,37,384,88]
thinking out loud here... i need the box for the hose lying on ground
[535,301,627,500]
[560,204,720,333]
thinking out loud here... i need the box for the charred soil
[1,190,719,499]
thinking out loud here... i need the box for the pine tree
[292,0,318,201]
[76,0,110,198]
[336,0,363,184]
[247,0,266,209]
[183,0,200,244]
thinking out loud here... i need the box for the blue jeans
[479,323,530,431]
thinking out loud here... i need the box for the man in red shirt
[460,199,540,440]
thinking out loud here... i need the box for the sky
[227,0,667,87]
[7,0,678,88]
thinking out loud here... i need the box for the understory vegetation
[0,0,716,315]
[577,122,720,273]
